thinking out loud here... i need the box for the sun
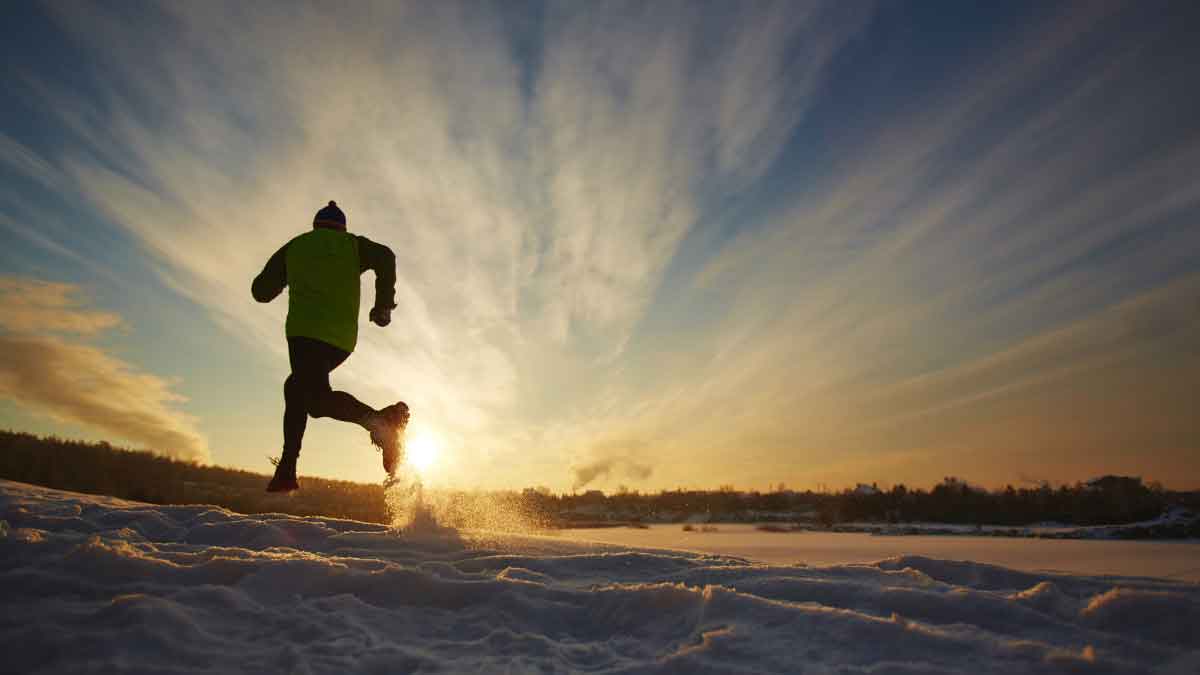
[405,430,440,474]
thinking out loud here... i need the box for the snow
[560,524,1200,581]
[817,508,1200,540]
[2,480,1199,674]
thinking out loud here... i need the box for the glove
[369,305,392,327]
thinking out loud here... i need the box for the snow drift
[1,479,1197,674]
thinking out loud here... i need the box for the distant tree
[1,430,1181,528]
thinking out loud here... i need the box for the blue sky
[1,1,1198,490]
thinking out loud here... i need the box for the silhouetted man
[252,201,408,492]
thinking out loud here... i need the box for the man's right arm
[252,244,288,303]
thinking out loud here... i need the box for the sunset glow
[3,5,1199,673]
[405,430,441,476]
[0,2,1197,492]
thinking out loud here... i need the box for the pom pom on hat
[313,200,346,230]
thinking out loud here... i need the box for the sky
[1,1,1198,492]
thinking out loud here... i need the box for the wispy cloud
[706,8,1191,474]
[0,277,120,334]
[20,1,869,484]
[0,277,209,462]
[514,1,1200,488]
[7,1,1198,487]
[0,133,65,193]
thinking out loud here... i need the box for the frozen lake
[559,523,1200,582]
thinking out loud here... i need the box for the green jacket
[252,229,396,353]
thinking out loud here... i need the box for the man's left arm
[357,235,397,325]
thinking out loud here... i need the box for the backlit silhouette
[252,201,409,492]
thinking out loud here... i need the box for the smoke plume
[572,443,654,490]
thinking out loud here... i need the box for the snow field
[558,524,1200,582]
[1,479,1198,673]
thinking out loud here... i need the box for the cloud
[0,132,65,192]
[9,1,1199,488]
[522,2,1200,489]
[858,276,1200,429]
[0,277,121,334]
[22,1,869,484]
[0,277,209,462]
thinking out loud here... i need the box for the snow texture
[2,479,1198,674]
[814,507,1200,539]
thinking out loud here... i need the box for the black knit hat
[313,200,346,230]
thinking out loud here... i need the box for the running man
[252,200,409,492]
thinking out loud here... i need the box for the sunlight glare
[406,430,440,474]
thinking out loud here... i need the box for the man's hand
[369,305,392,327]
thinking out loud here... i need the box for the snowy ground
[2,480,1199,674]
[559,525,1200,582]
[794,509,1200,540]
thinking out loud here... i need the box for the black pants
[283,336,374,457]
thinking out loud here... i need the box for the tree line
[0,430,389,523]
[528,475,1194,527]
[1,430,1195,527]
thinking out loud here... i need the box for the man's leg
[272,337,381,492]
[269,372,309,492]
[304,338,409,477]
[304,343,374,424]
[281,336,407,481]
[282,374,308,458]
[309,385,374,424]
[289,336,374,426]
[270,338,346,492]
[295,337,408,476]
